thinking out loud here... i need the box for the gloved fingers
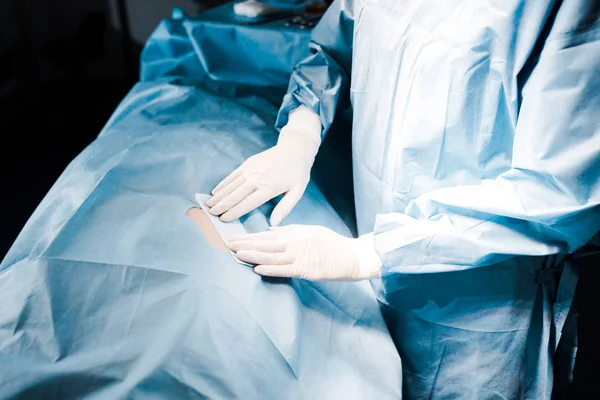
[269,224,303,232]
[211,169,242,195]
[267,225,311,238]
[209,183,255,216]
[230,230,281,243]
[236,250,293,265]
[228,239,287,252]
[219,189,274,222]
[206,176,245,208]
[253,264,297,279]
[270,187,305,227]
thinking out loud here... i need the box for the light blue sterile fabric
[277,0,600,398]
[0,10,402,399]
[141,4,311,90]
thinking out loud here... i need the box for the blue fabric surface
[277,0,600,398]
[0,9,401,399]
[142,5,312,89]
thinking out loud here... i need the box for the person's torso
[349,0,553,233]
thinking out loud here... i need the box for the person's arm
[275,0,357,137]
[373,0,600,291]
[207,0,358,225]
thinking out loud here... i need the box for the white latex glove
[207,106,321,226]
[228,225,382,281]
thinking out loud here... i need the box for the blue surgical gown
[278,0,600,398]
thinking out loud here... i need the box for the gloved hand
[228,225,382,281]
[206,106,322,226]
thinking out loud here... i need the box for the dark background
[0,0,226,256]
[0,0,597,397]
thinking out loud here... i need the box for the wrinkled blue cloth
[278,0,600,398]
[0,10,402,399]
[142,4,311,90]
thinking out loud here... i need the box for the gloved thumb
[270,188,304,226]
